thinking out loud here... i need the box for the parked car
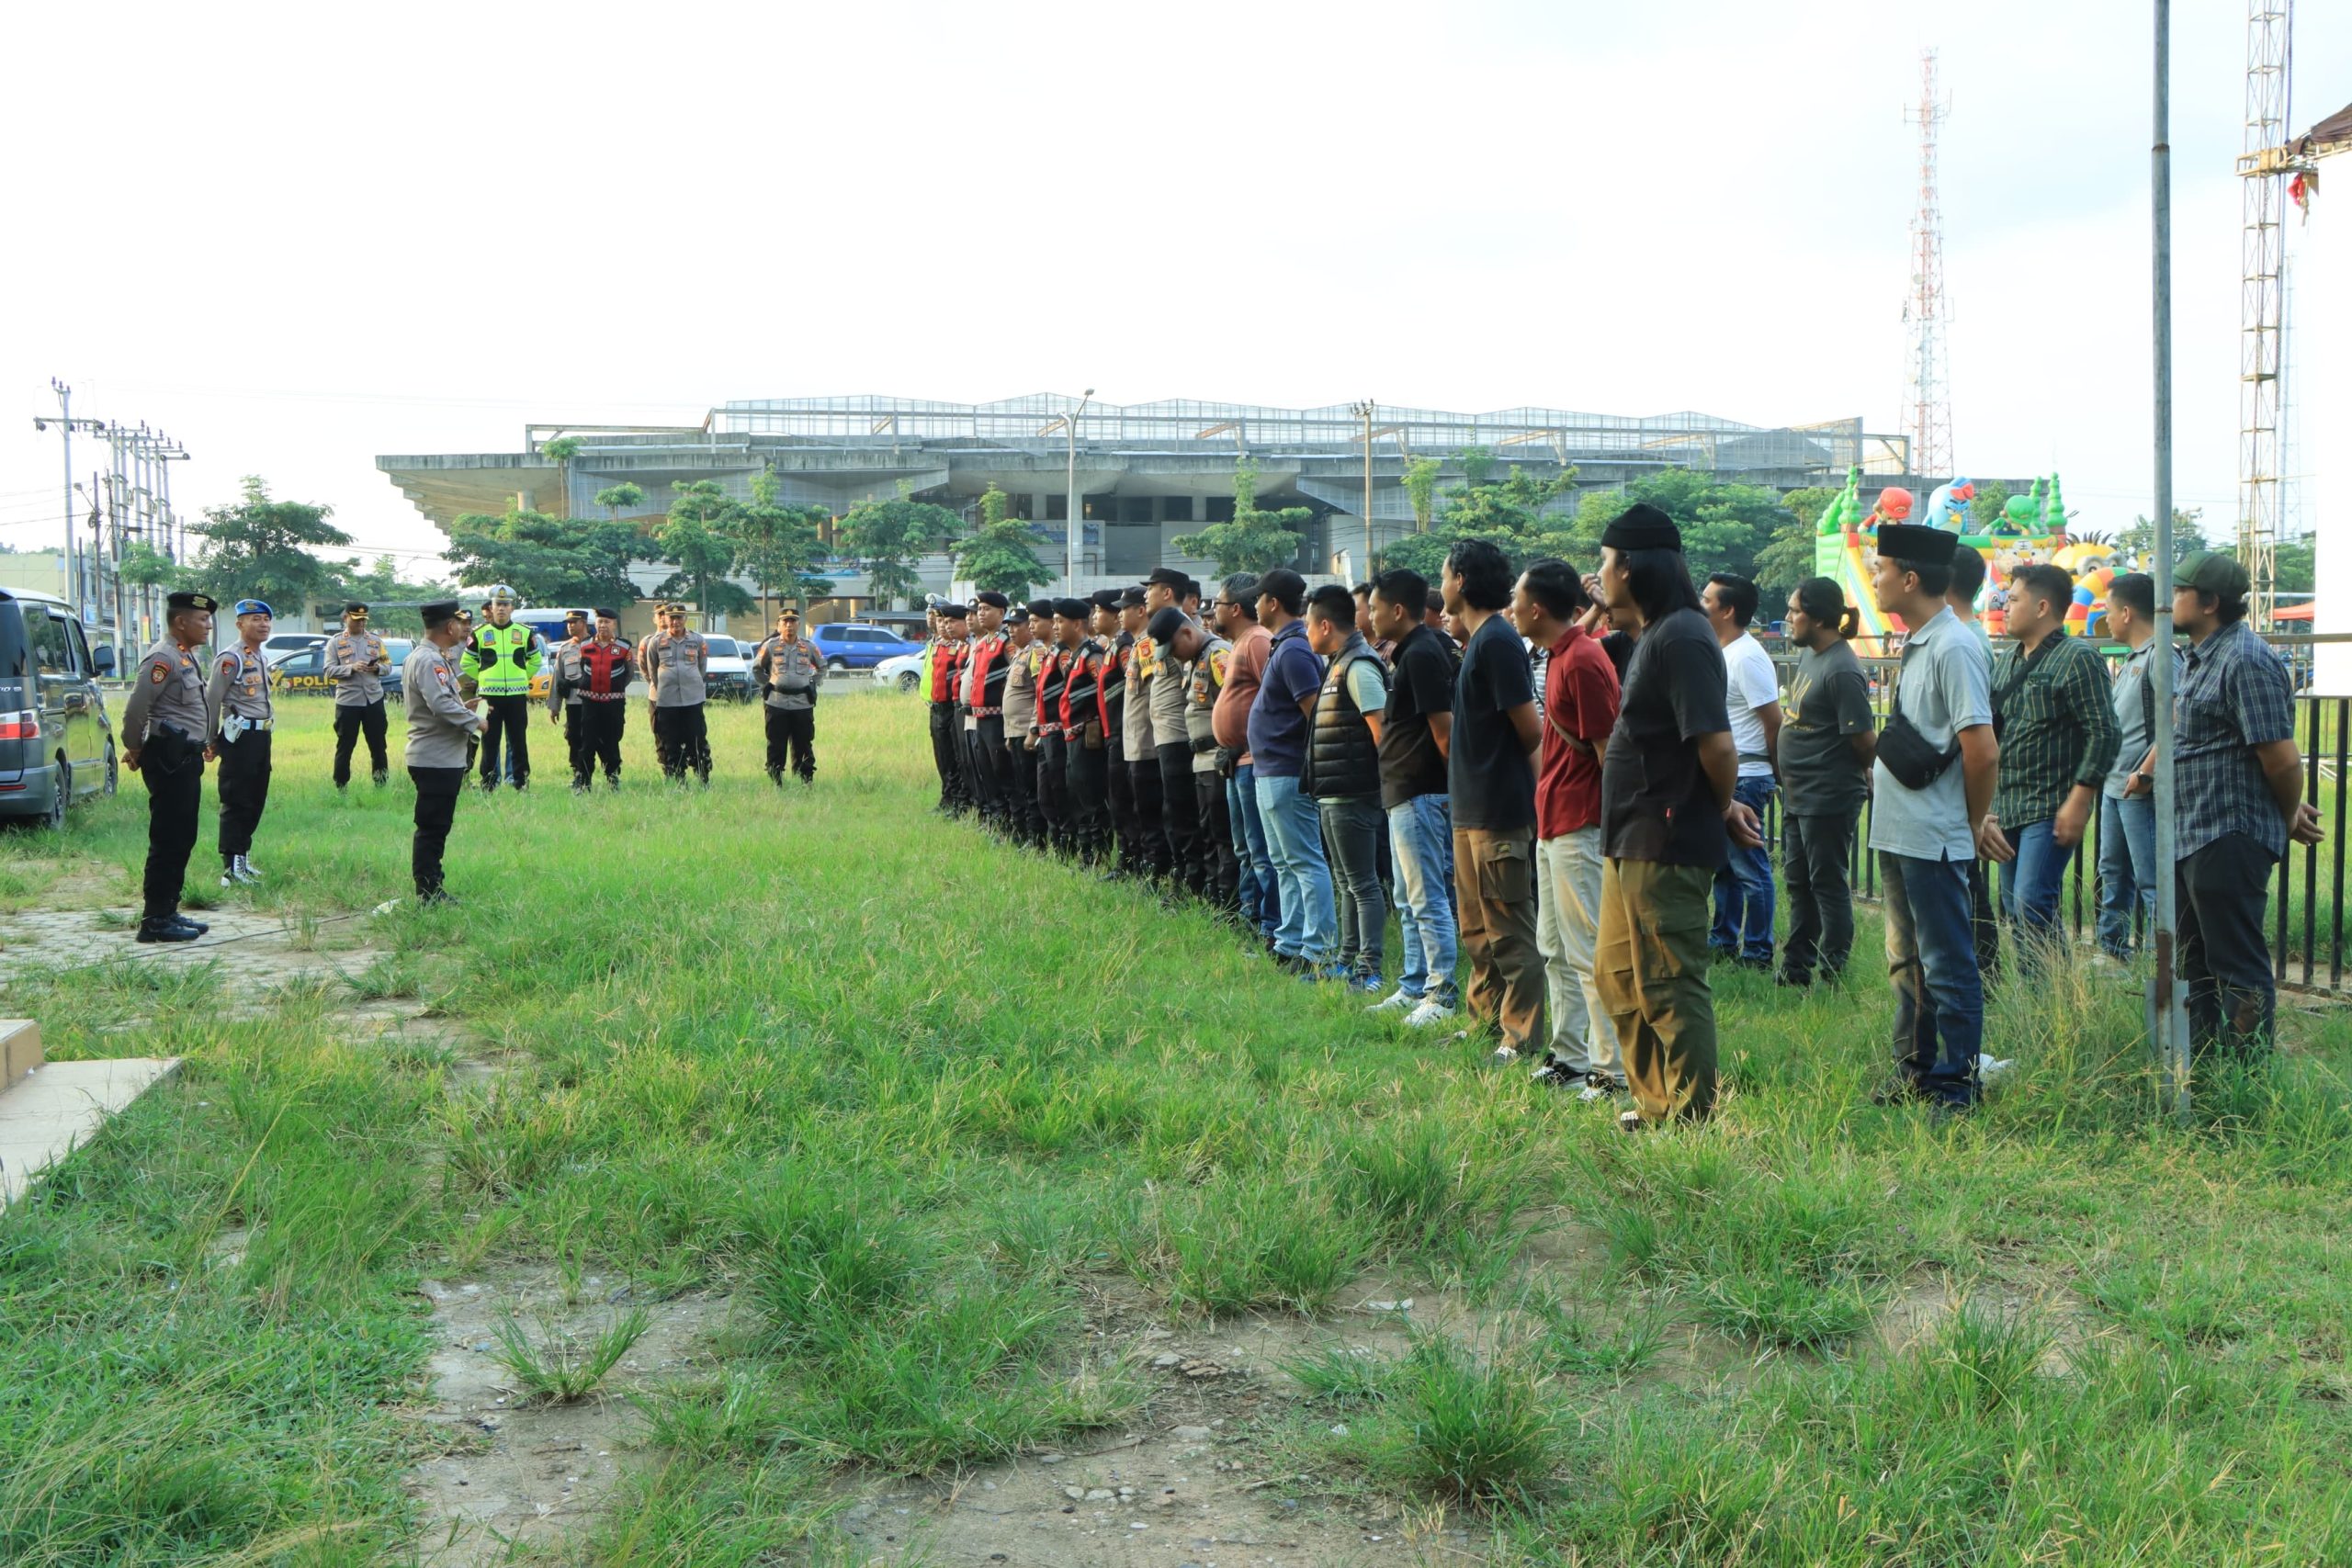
[874,653,925,694]
[0,589,117,829]
[702,636,755,702]
[271,638,414,700]
[808,621,922,672]
[259,631,329,669]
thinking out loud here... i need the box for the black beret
[1054,597,1091,619]
[938,603,969,618]
[1025,598,1055,618]
[1089,588,1123,610]
[167,591,218,614]
[1006,607,1030,625]
[594,607,620,621]
[1118,587,1148,609]
[1148,607,1188,648]
[420,600,461,627]
[974,590,1011,609]
[1876,523,1958,566]
[1600,502,1681,552]
[1147,567,1189,590]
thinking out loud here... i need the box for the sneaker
[1366,987,1423,1015]
[1576,1077,1622,1104]
[1273,953,1313,976]
[371,771,389,787]
[1350,973,1387,995]
[1617,1110,1653,1134]
[1869,1077,1925,1108]
[1487,1043,1521,1068]
[1974,1054,2015,1082]
[234,855,262,884]
[135,917,199,944]
[1404,998,1458,1028]
[168,914,208,937]
[1530,1056,1580,1089]
[1301,962,1350,985]
[220,866,239,889]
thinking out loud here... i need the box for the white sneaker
[1975,1054,2015,1081]
[1366,988,1422,1016]
[219,867,238,888]
[234,855,263,884]
[1576,1078,1619,1104]
[1405,998,1458,1029]
[1488,1043,1521,1067]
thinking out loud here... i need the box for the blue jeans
[1255,772,1335,964]
[2096,795,2156,959]
[1388,794,1459,1004]
[1880,852,1984,1105]
[1996,818,2071,959]
[1710,775,1777,963]
[1229,763,1280,942]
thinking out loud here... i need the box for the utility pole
[1063,388,1093,589]
[1905,51,1954,481]
[34,381,106,619]
[1352,400,1377,579]
[2151,0,2189,1118]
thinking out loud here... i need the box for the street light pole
[2149,0,2188,1118]
[1065,388,1092,589]
[1352,399,1377,580]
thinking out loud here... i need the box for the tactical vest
[470,622,537,696]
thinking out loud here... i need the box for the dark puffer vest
[1306,640,1386,799]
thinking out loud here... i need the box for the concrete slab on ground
[0,1055,181,1208]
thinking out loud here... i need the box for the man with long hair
[1777,577,1876,987]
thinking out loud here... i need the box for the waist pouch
[1877,708,1958,791]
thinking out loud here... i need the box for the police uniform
[1001,603,1048,846]
[119,592,218,940]
[406,604,487,901]
[322,606,391,786]
[1181,617,1241,908]
[1095,590,1144,875]
[1035,606,1078,855]
[462,588,545,790]
[206,602,277,886]
[547,617,591,782]
[927,614,970,814]
[641,612,712,784]
[549,616,635,788]
[751,625,825,784]
[1063,600,1113,865]
[1116,586,1170,879]
[960,593,1014,828]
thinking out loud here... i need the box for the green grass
[4,689,2352,1563]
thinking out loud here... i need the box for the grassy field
[5,688,2352,1566]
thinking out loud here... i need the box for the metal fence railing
[1769,633,2352,995]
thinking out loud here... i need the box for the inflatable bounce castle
[1812,465,2100,649]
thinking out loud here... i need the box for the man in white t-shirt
[1703,573,1782,967]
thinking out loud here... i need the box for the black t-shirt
[1379,625,1457,809]
[1779,640,1876,815]
[1600,607,1731,867]
[1448,613,1537,831]
[1599,630,1634,680]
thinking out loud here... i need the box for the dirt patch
[0,902,392,998]
[1872,1267,2115,1373]
[408,1272,735,1567]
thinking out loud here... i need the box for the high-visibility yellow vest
[465,622,538,696]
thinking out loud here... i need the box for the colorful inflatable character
[2049,539,2117,639]
[1925,477,1976,531]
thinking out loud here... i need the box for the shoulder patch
[150,664,167,684]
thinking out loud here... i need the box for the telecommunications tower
[1904,49,1953,480]
[2236,1,2292,627]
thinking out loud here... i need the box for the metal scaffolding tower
[1904,49,1953,481]
[2237,2,2292,626]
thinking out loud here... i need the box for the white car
[259,632,329,669]
[701,635,756,702]
[874,652,924,693]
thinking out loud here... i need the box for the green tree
[189,476,353,609]
[541,435,583,517]
[2115,507,2210,568]
[657,479,752,617]
[328,553,453,608]
[118,541,186,595]
[2273,537,2315,595]
[594,480,647,528]
[444,508,644,606]
[838,481,962,609]
[1374,463,1578,581]
[1749,484,1840,608]
[1402,457,1442,534]
[1565,469,1788,583]
[1171,457,1311,575]
[731,468,833,617]
[1456,446,1498,490]
[1968,480,2013,535]
[954,484,1057,599]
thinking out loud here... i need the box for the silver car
[0,590,117,829]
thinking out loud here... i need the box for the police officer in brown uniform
[206,598,277,887]
[752,608,826,784]
[640,604,712,784]
[119,591,218,942]
[322,601,392,788]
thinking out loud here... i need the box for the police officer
[406,603,488,903]
[463,584,545,791]
[322,601,392,789]
[545,608,592,783]
[752,607,825,784]
[207,598,277,887]
[119,591,218,942]
[1002,602,1046,846]
[551,609,635,789]
[641,603,712,784]
[927,604,971,814]
[1064,595,1114,865]
[1035,601,1080,855]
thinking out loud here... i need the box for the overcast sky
[5,0,2346,575]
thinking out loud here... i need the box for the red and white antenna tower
[1904,48,1953,479]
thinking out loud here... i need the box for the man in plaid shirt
[1981,563,2120,961]
[2160,552,2323,1059]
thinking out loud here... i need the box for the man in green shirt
[1980,563,2120,961]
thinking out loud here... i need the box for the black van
[0,589,118,829]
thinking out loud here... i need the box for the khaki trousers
[1594,857,1718,1123]
[1452,826,1545,1055]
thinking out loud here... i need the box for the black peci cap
[166,591,218,614]
[1600,503,1681,552]
[1875,523,1958,566]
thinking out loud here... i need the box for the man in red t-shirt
[1211,573,1282,950]
[1510,560,1625,1098]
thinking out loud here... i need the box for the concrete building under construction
[378,393,1918,605]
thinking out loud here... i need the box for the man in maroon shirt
[1212,573,1281,950]
[1511,559,1625,1099]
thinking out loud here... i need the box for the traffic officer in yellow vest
[119,591,218,943]
[206,599,277,888]
[461,584,546,791]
